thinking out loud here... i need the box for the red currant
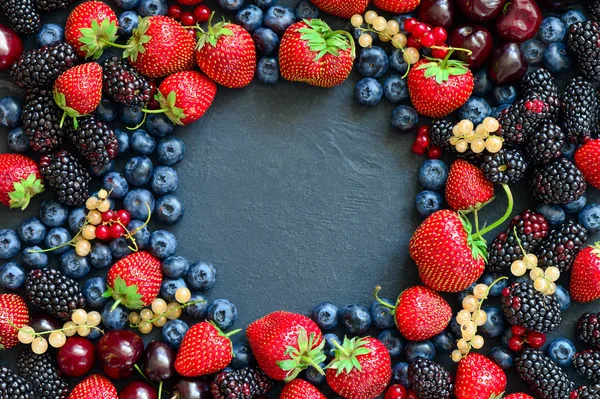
[427,146,442,159]
[508,336,524,352]
[181,11,196,26]
[167,4,182,20]
[411,142,427,156]
[431,47,449,59]
[415,134,429,149]
[571,392,580,399]
[117,210,131,226]
[412,23,428,39]
[405,389,419,399]
[526,331,546,348]
[403,18,418,34]
[384,385,407,399]
[421,33,436,48]
[194,5,211,23]
[110,224,126,239]
[433,27,447,44]
[511,325,527,337]
[417,125,429,137]
[102,210,115,223]
[95,225,110,241]
[406,36,423,50]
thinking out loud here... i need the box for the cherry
[167,4,182,20]
[29,313,61,334]
[412,23,428,39]
[57,337,96,377]
[103,363,134,379]
[181,12,196,26]
[421,33,436,48]
[428,146,442,159]
[97,330,144,371]
[119,381,158,399]
[508,336,524,352]
[102,210,115,223]
[489,42,527,85]
[511,325,527,337]
[385,384,407,399]
[142,341,176,382]
[433,27,448,44]
[449,25,493,69]
[0,25,22,70]
[110,223,126,239]
[117,209,132,226]
[194,5,211,23]
[95,225,110,241]
[527,331,546,348]
[404,18,418,34]
[173,378,211,399]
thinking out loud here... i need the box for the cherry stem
[471,184,513,240]
[373,286,395,311]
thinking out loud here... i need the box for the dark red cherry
[418,0,455,29]
[0,24,22,70]
[29,313,61,334]
[119,381,158,399]
[449,25,493,68]
[57,337,96,377]
[142,341,176,382]
[456,0,507,22]
[489,42,527,84]
[97,330,144,371]
[496,0,542,42]
[172,378,211,399]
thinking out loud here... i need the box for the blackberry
[501,281,562,333]
[16,350,69,399]
[10,42,79,89]
[561,76,598,143]
[210,367,274,399]
[0,0,40,35]
[591,0,600,22]
[515,349,575,399]
[428,119,455,153]
[101,57,152,107]
[520,68,560,118]
[567,21,600,82]
[524,121,565,165]
[25,268,86,321]
[34,0,75,11]
[39,150,90,207]
[407,358,452,399]
[578,313,600,349]
[21,88,65,153]
[479,148,527,184]
[0,367,32,399]
[535,220,588,273]
[574,385,600,399]
[487,210,549,273]
[67,116,118,169]
[574,350,600,384]
[529,158,586,205]
[496,96,551,145]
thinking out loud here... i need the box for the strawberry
[446,159,495,211]
[65,1,118,59]
[279,20,355,88]
[325,336,392,399]
[372,0,421,13]
[309,0,369,19]
[575,139,600,189]
[67,374,118,399]
[570,244,600,303]
[53,62,103,128]
[195,16,256,89]
[280,379,326,399]
[124,16,196,78]
[504,395,534,399]
[455,353,507,399]
[0,154,43,210]
[104,251,162,309]
[0,293,29,350]
[175,321,240,377]
[246,311,326,381]
[408,56,474,118]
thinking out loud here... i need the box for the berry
[125,156,154,186]
[22,246,48,268]
[404,340,436,363]
[564,195,587,214]
[480,306,505,338]
[60,249,90,279]
[539,17,566,43]
[520,40,545,65]
[0,262,26,290]
[408,358,452,399]
[25,268,86,321]
[524,121,565,165]
[546,338,576,367]
[392,105,419,133]
[236,5,264,33]
[294,1,319,19]
[0,0,40,36]
[83,276,109,309]
[563,76,599,144]
[117,11,140,37]
[577,313,600,349]
[340,304,371,335]
[156,137,185,166]
[185,261,216,291]
[207,299,237,330]
[103,172,129,199]
[7,127,30,153]
[312,302,339,331]
[357,46,389,78]
[162,319,189,349]
[355,78,383,106]
[119,104,143,126]
[94,98,117,123]
[0,366,33,399]
[40,150,91,207]
[542,43,572,74]
[418,159,448,190]
[370,297,395,330]
[193,5,210,23]
[184,292,208,320]
[21,88,66,153]
[101,56,152,107]
[579,204,600,232]
[256,56,280,84]
[515,349,574,399]
[378,329,405,357]
[501,281,562,333]
[67,116,118,169]
[101,300,130,330]
[131,129,156,155]
[496,97,551,145]
[210,367,274,399]
[535,220,588,272]
[263,5,296,36]
[252,28,279,55]
[149,230,177,259]
[567,21,600,82]
[457,97,492,125]
[155,194,185,224]
[36,24,64,47]
[415,191,443,218]
[16,350,69,399]
[479,148,528,184]
[490,346,515,369]
[146,114,174,137]
[138,0,167,16]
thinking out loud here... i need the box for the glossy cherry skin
[172,378,211,399]
[0,24,22,70]
[489,42,528,84]
[57,337,96,377]
[119,381,158,399]
[103,363,135,379]
[30,313,61,334]
[418,0,455,29]
[143,341,176,382]
[456,0,506,22]
[449,25,493,68]
[496,0,542,42]
[97,330,144,371]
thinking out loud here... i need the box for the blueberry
[36,23,64,47]
[119,105,144,126]
[118,11,140,37]
[101,300,130,330]
[115,0,140,9]
[95,98,117,123]
[481,272,508,297]
[109,237,133,259]
[151,167,178,195]
[254,0,276,10]
[60,249,90,279]
[340,304,371,335]
[252,28,280,55]
[39,200,68,227]
[115,129,130,154]
[125,156,154,186]
[490,346,514,369]
[0,229,20,259]
[579,203,600,232]
[186,261,217,290]
[449,317,462,338]
[388,49,408,74]
[160,277,187,301]
[217,0,245,12]
[87,328,103,340]
[492,85,517,105]
[149,230,177,259]
[415,190,443,218]
[391,105,419,133]
[236,5,263,33]
[536,204,565,227]
[128,219,151,248]
[90,161,115,178]
[17,217,46,245]
[404,340,435,363]
[431,331,454,353]
[303,363,325,385]
[138,0,167,16]
[155,195,185,224]
[472,69,493,96]
[90,243,112,269]
[383,75,408,103]
[391,362,410,386]
[146,114,174,137]
[44,227,71,255]
[131,129,156,155]
[561,141,577,159]
[369,298,395,330]
[378,329,405,357]
[539,16,566,44]
[554,284,570,311]
[357,46,388,78]
[0,262,25,290]
[162,256,189,278]
[103,172,129,200]
[561,9,586,27]
[480,306,505,338]
[458,96,492,125]
[22,246,48,268]
[83,276,109,309]
[546,338,576,367]
[323,333,340,358]
[256,56,280,84]
[208,299,237,330]
[263,6,295,36]
[392,13,416,34]
[156,137,185,166]
[355,77,383,106]
[312,302,339,331]
[7,128,29,153]
[418,159,448,191]
[231,342,255,369]
[184,292,208,319]
[0,97,21,128]
[294,1,319,19]
[162,319,189,349]
[543,43,572,74]
[564,194,587,213]
[520,39,546,66]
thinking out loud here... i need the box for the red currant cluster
[403,18,449,59]
[411,125,442,159]
[507,325,546,352]
[168,3,211,26]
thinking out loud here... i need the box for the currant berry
[373,16,387,32]
[485,136,503,153]
[85,197,99,211]
[87,210,102,225]
[95,225,110,241]
[18,326,35,344]
[392,33,407,48]
[427,146,442,159]
[194,5,210,23]
[473,284,488,299]
[386,20,400,35]
[421,33,436,48]
[72,309,88,325]
[76,239,91,257]
[511,260,527,276]
[451,350,462,362]
[411,142,427,156]
[31,337,48,354]
[151,299,168,315]
[153,316,167,327]
[81,225,96,240]
[63,321,77,337]
[379,33,391,42]
[364,10,378,24]
[462,295,478,312]
[140,309,153,321]
[432,27,447,44]
[508,336,524,352]
[166,302,182,320]
[97,200,110,213]
[49,331,66,348]
[403,47,420,64]
[511,325,527,337]
[87,311,102,327]
[77,326,90,337]
[109,224,125,239]
[102,210,115,223]
[415,134,429,149]
[431,48,449,59]
[139,321,153,334]
[526,331,546,348]
[406,36,423,50]
[412,23,428,39]
[351,14,364,28]
[359,34,373,48]
[168,4,182,20]
[403,18,417,34]
[129,312,141,325]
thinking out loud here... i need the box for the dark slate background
[1,0,599,396]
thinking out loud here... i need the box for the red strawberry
[575,139,600,189]
[372,0,421,12]
[0,154,43,210]
[0,293,29,350]
[280,379,326,399]
[175,321,240,377]
[408,56,474,118]
[446,159,495,211]
[279,20,355,88]
[65,1,118,59]
[124,16,196,78]
[570,244,600,303]
[325,337,392,399]
[53,62,103,128]
[246,311,326,381]
[104,251,162,309]
[68,374,118,399]
[455,353,507,399]
[504,395,534,399]
[309,0,369,18]
[195,17,256,89]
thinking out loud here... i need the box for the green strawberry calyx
[327,336,372,376]
[195,13,234,51]
[415,51,469,84]
[8,173,43,210]
[298,19,356,61]
[128,90,188,130]
[54,91,85,129]
[122,17,153,63]
[591,242,600,257]
[277,327,327,382]
[488,393,505,399]
[79,18,119,60]
[102,276,146,310]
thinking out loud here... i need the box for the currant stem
[471,184,513,240]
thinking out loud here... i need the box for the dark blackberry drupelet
[39,150,90,207]
[487,210,549,273]
[515,349,575,399]
[479,148,527,184]
[10,42,79,89]
[101,57,152,107]
[578,313,600,349]
[0,367,32,399]
[561,76,598,143]
[25,268,86,321]
[210,367,274,399]
[567,21,600,82]
[591,1,600,22]
[574,384,600,399]
[520,68,560,118]
[67,116,118,169]
[34,0,75,11]
[16,350,69,399]
[408,358,452,399]
[428,119,455,153]
[535,220,588,272]
[21,88,65,153]
[0,0,40,35]
[496,96,550,145]
[529,158,586,205]
[574,350,600,384]
[524,121,565,165]
[501,281,562,333]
